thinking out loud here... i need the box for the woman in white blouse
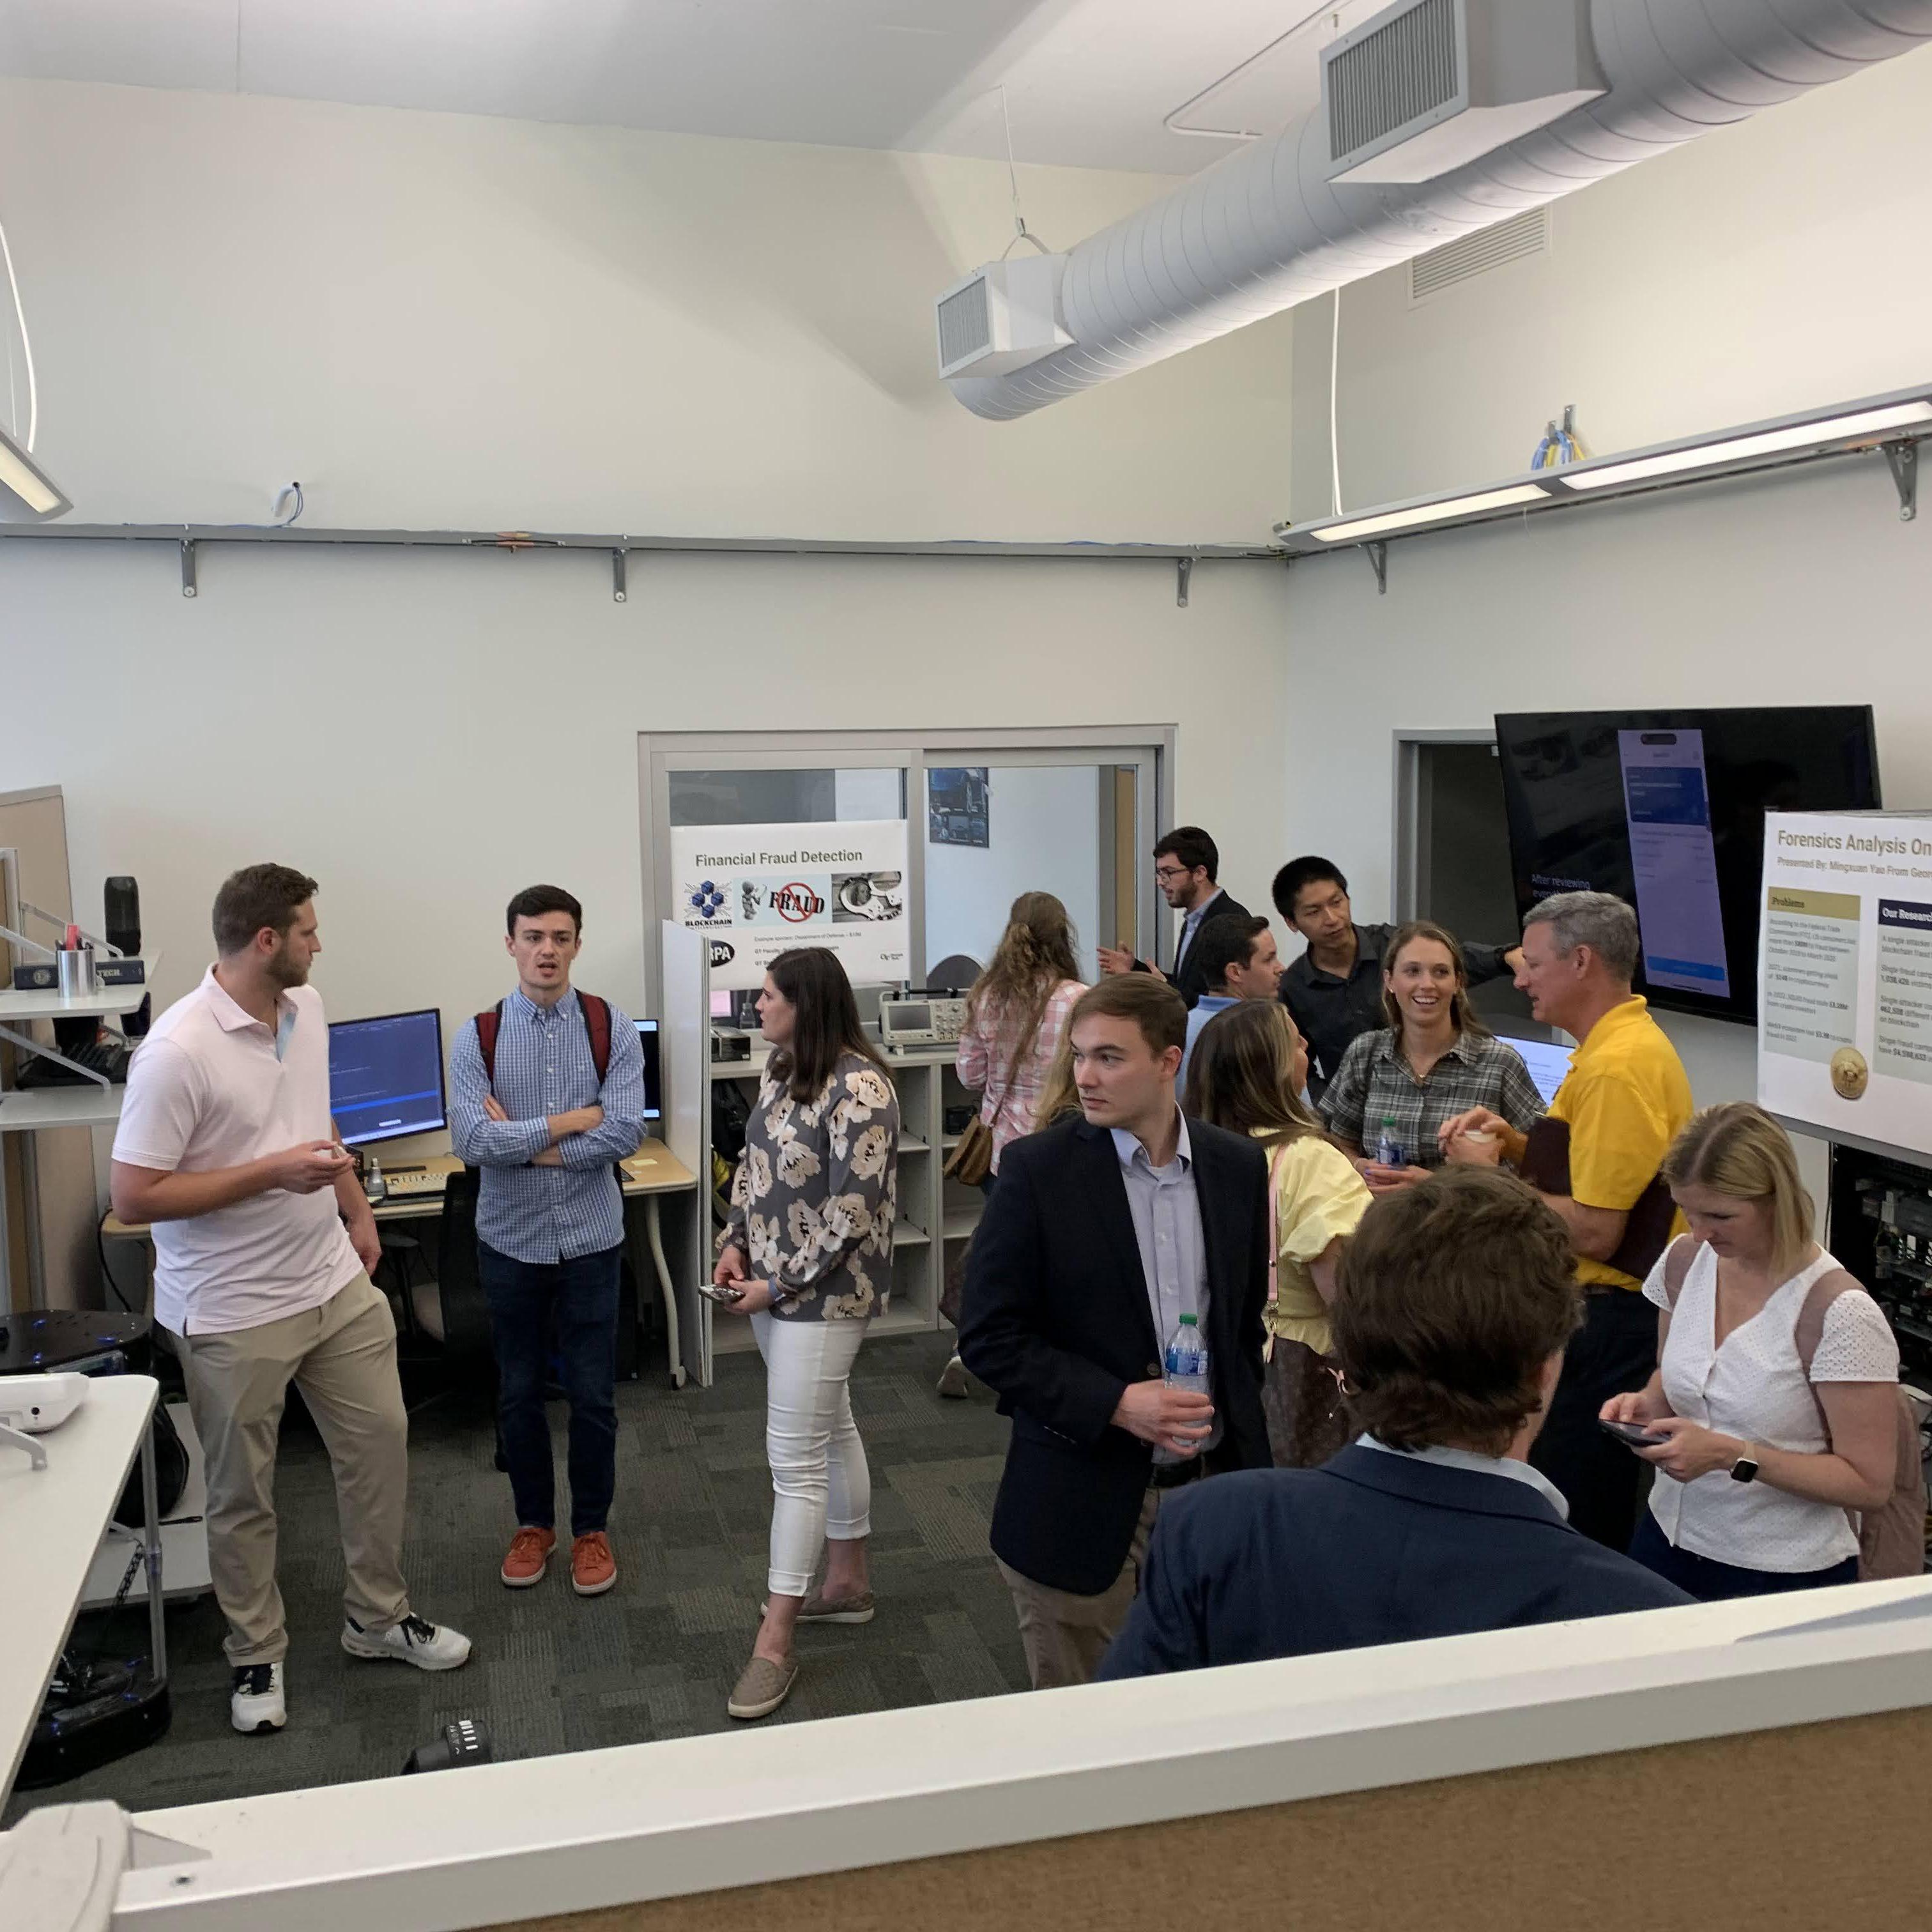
[1602,1103,1900,1600]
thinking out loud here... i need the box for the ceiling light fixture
[1275,382,1932,586]
[0,422,69,521]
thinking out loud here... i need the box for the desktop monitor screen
[328,1009,447,1147]
[635,1019,663,1121]
[1495,1032,1575,1109]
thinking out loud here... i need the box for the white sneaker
[341,1611,472,1672]
[230,1661,286,1735]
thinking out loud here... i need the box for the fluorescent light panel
[1554,401,1932,493]
[1312,482,1549,543]
[0,424,69,521]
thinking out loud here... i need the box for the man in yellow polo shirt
[1441,893,1692,1549]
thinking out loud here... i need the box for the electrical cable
[272,481,305,526]
[0,212,40,450]
[96,1211,137,1314]
[1329,286,1344,518]
[994,84,1054,261]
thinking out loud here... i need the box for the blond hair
[1662,1102,1816,1280]
[964,892,1082,1055]
[1032,1034,1082,1131]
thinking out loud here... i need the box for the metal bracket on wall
[613,549,629,602]
[1885,441,1918,522]
[180,539,198,598]
[1364,541,1388,595]
[1175,556,1193,608]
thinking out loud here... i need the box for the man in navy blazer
[960,975,1271,1689]
[1100,1169,1690,1680]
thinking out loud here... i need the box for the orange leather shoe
[501,1526,556,1588]
[572,1531,617,1597]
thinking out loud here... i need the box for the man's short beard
[264,942,309,989]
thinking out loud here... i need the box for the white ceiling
[0,0,1386,175]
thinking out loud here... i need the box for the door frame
[1390,728,1498,925]
[639,726,1175,1008]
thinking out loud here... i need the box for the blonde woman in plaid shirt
[940,893,1087,1397]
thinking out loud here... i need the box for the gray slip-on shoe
[728,1653,798,1721]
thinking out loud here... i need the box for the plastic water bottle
[1163,1312,1209,1397]
[1376,1117,1407,1167]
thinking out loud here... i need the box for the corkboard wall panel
[493,1706,1932,1932]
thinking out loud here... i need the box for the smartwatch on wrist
[1729,1443,1761,1484]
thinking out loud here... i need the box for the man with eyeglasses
[1097,827,1252,1011]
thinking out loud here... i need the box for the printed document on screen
[1617,729,1732,999]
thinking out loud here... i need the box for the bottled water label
[1376,1123,1407,1167]
[1164,1317,1209,1395]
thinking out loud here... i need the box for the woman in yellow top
[1184,1000,1372,1467]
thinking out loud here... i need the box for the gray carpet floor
[9,1330,1024,1822]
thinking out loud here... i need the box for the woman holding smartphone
[1604,1103,1903,1600]
[713,947,900,1719]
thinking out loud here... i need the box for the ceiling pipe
[947,0,1932,421]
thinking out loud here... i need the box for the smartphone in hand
[699,1282,745,1305]
[1598,1416,1666,1450]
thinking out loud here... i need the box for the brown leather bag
[943,1009,1038,1189]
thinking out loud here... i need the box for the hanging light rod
[0,422,70,522]
[1272,381,1932,565]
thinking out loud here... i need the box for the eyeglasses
[1153,865,1191,883]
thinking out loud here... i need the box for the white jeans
[751,1312,873,1597]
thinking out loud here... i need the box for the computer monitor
[328,1009,448,1147]
[709,988,734,1021]
[635,1019,663,1122]
[1495,1032,1575,1108]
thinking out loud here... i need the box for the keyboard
[19,1037,136,1087]
[378,1169,448,1198]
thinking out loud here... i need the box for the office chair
[928,954,981,993]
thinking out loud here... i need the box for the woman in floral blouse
[714,947,899,1722]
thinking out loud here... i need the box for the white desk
[1,1374,164,1804]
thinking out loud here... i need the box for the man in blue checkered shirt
[449,885,648,1599]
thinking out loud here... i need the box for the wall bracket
[180,539,198,598]
[1176,556,1193,608]
[1885,441,1917,522]
[613,549,629,602]
[1365,541,1388,595]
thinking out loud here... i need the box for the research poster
[1759,810,1932,1158]
[670,818,910,993]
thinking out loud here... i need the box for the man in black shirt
[1273,857,1521,1098]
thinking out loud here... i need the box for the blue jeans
[1628,1508,1859,1602]
[479,1240,622,1537]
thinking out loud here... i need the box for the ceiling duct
[945,0,1932,421]
[1324,0,1605,185]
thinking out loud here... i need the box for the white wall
[1286,43,1932,521]
[3,540,1290,1107]
[1270,36,1932,1196]
[924,765,1101,985]
[0,77,1292,542]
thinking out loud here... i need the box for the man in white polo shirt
[111,864,470,1736]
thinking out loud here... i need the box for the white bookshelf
[705,1043,984,1360]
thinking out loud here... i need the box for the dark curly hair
[1333,1168,1581,1456]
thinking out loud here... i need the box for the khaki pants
[997,1489,1165,1690]
[170,1271,411,1666]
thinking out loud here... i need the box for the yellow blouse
[1254,1130,1372,1354]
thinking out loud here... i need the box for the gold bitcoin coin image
[1830,1047,1869,1101]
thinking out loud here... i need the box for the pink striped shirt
[955,979,1087,1170]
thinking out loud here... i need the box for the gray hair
[1524,891,1640,982]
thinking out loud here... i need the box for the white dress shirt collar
[1358,1433,1570,1520]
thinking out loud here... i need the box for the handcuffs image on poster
[672,818,910,992]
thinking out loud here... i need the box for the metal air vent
[1409,206,1549,302]
[1327,0,1461,171]
[937,277,992,373]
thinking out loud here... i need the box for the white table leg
[645,1196,684,1390]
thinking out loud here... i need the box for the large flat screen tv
[1494,706,1882,1025]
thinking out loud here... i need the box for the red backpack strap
[475,1001,507,1086]
[578,992,611,1085]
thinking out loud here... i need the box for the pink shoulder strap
[1265,1140,1290,1308]
[1660,1234,1701,1310]
[1791,1265,1859,1379]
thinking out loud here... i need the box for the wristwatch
[1729,1444,1761,1484]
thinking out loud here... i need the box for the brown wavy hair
[1333,1169,1581,1455]
[1182,1000,1326,1149]
[964,892,1083,1056]
[1377,919,1490,1041]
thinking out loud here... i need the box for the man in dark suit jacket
[1096,825,1252,1011]
[959,975,1271,1690]
[1098,1169,1690,1680]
